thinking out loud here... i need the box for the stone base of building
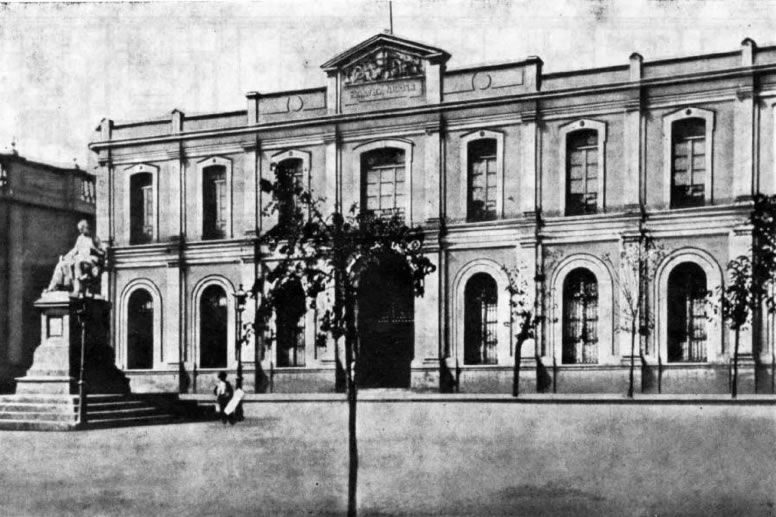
[112,361,774,396]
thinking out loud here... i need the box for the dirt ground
[0,401,774,516]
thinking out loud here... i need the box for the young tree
[255,176,435,517]
[720,255,753,398]
[749,194,776,391]
[503,265,538,397]
[603,232,664,398]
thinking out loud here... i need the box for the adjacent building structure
[89,33,776,394]
[0,150,96,391]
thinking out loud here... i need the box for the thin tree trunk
[732,328,740,399]
[344,289,358,517]
[347,360,358,517]
[628,320,636,398]
[513,337,523,397]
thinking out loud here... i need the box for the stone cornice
[90,63,776,153]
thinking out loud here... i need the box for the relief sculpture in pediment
[344,49,424,85]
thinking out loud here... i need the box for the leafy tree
[720,255,752,398]
[255,176,435,517]
[603,232,664,398]
[503,265,536,397]
[750,194,776,382]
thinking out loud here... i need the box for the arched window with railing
[464,273,498,365]
[667,263,708,362]
[127,289,154,369]
[562,268,599,364]
[199,285,228,369]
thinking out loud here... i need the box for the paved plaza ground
[0,399,774,516]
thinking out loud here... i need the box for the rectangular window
[203,166,227,239]
[566,130,598,216]
[130,173,153,244]
[362,148,405,219]
[277,159,305,229]
[671,119,706,208]
[468,139,498,222]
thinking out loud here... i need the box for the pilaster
[623,53,643,211]
[242,138,259,236]
[733,39,757,201]
[520,108,538,216]
[324,130,340,214]
[165,260,182,365]
[423,121,443,223]
[166,146,183,238]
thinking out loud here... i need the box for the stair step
[0,402,75,413]
[0,411,77,422]
[87,408,170,420]
[84,415,178,429]
[0,420,76,431]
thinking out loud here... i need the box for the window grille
[562,269,599,364]
[667,263,708,362]
[464,273,498,365]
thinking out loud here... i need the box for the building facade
[89,33,776,394]
[0,151,96,392]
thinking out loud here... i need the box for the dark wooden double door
[357,260,414,389]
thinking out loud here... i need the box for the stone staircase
[0,393,203,431]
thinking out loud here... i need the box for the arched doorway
[464,273,498,365]
[200,285,228,369]
[276,280,306,367]
[127,289,154,369]
[667,263,708,362]
[357,256,414,388]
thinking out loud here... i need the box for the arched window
[276,158,305,229]
[127,289,154,369]
[202,165,227,239]
[566,130,599,216]
[130,172,153,244]
[467,139,498,222]
[667,263,708,362]
[199,285,228,368]
[464,273,498,365]
[361,148,405,219]
[562,268,598,364]
[671,118,706,208]
[276,280,306,367]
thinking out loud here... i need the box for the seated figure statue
[45,220,106,296]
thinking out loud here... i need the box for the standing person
[214,372,233,424]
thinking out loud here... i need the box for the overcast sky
[1,0,775,168]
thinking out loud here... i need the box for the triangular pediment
[321,32,450,84]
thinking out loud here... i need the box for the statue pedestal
[15,292,128,395]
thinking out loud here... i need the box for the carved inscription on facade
[343,49,423,85]
[344,79,424,105]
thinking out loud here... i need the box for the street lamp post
[75,295,88,425]
[233,284,248,390]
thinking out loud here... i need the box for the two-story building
[0,150,96,392]
[89,32,776,394]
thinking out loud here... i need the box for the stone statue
[45,219,106,296]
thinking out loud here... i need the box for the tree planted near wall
[603,232,664,398]
[503,265,537,397]
[254,172,435,517]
